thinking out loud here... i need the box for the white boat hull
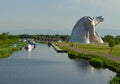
[28,44,34,51]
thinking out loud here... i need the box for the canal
[0,44,116,84]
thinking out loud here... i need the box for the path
[62,44,120,63]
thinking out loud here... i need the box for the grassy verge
[0,42,26,58]
[61,46,120,84]
[63,42,120,56]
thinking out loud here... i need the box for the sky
[0,0,120,36]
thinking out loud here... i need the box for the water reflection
[73,59,94,72]
[27,51,32,59]
[68,54,95,72]
[68,58,116,84]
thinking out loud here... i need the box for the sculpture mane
[69,16,104,44]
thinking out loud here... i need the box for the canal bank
[51,43,67,53]
[0,42,26,58]
[59,42,120,84]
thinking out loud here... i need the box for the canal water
[0,44,116,84]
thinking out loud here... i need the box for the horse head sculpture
[69,16,104,44]
[93,16,104,26]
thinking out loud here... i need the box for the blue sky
[0,0,120,35]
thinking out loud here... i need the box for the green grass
[0,42,26,58]
[0,48,12,58]
[64,42,120,56]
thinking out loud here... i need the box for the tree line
[0,32,19,46]
[0,33,120,45]
[102,35,120,54]
[19,34,120,44]
[19,34,70,41]
[102,35,120,45]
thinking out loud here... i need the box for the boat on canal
[25,40,36,51]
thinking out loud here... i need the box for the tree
[60,35,69,41]
[103,35,114,43]
[103,35,120,45]
[0,32,19,45]
[115,39,120,45]
[108,39,115,55]
[115,35,120,45]
[0,32,9,40]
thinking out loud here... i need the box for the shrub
[110,75,120,84]
[90,58,104,68]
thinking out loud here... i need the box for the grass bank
[59,42,120,84]
[67,42,120,56]
[0,42,26,58]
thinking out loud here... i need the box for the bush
[68,52,80,59]
[90,58,104,68]
[110,75,120,84]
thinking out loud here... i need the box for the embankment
[0,42,26,58]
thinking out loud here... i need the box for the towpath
[61,43,120,63]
